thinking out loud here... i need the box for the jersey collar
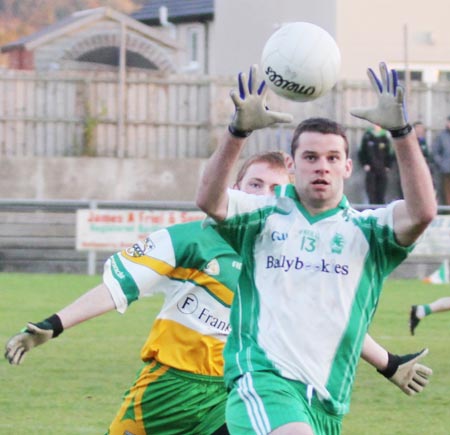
[275,184,350,223]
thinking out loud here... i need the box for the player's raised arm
[196,64,293,221]
[350,62,437,246]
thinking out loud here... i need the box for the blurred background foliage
[0,0,146,46]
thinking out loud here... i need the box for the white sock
[416,305,426,319]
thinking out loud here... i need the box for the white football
[261,22,341,102]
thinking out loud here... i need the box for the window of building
[185,26,201,71]
[396,70,423,82]
[438,71,450,82]
[188,28,199,63]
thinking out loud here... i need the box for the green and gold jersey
[103,220,242,376]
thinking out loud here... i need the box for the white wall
[0,156,402,205]
[203,0,450,83]
[337,0,450,81]
[211,0,337,76]
[0,157,205,202]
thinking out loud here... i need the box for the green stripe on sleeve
[109,254,140,304]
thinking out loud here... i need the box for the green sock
[424,304,432,316]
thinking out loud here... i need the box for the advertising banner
[76,209,205,251]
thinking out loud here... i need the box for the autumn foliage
[0,0,141,46]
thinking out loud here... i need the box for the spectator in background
[413,121,432,164]
[432,116,450,205]
[413,121,438,197]
[358,124,394,204]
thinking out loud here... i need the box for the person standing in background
[413,121,432,164]
[413,121,438,197]
[358,123,394,204]
[432,116,450,205]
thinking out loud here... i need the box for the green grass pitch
[1,273,449,434]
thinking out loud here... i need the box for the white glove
[350,62,411,136]
[378,348,432,396]
[5,314,63,365]
[228,64,293,137]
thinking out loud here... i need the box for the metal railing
[1,199,449,213]
[0,199,448,276]
[0,198,200,212]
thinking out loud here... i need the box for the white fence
[1,69,450,159]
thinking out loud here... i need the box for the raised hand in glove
[228,64,293,138]
[350,62,412,138]
[4,314,63,365]
[377,348,432,396]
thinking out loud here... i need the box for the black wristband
[228,124,252,138]
[389,124,412,138]
[377,352,400,378]
[45,314,64,338]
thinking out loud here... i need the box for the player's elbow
[196,192,219,220]
[195,194,209,215]
[196,191,227,222]
[413,199,438,230]
[423,197,438,223]
[195,186,211,212]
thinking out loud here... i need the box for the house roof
[1,7,180,53]
[132,0,214,25]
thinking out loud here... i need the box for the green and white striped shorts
[226,371,342,435]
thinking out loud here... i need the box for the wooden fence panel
[0,69,449,159]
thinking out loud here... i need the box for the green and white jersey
[103,220,242,377]
[214,185,413,415]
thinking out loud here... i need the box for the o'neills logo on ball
[265,66,316,97]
